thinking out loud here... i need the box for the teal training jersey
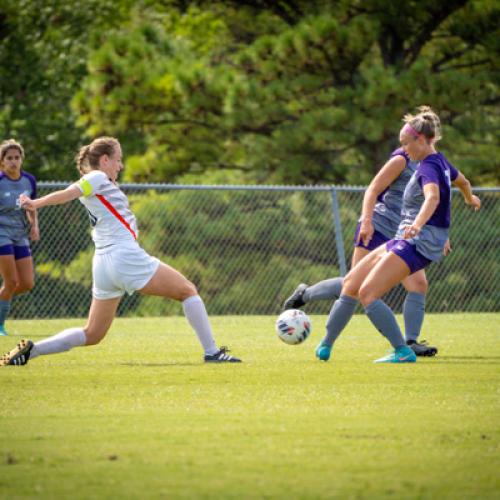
[0,171,37,237]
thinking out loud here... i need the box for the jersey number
[86,209,98,227]
[444,169,452,202]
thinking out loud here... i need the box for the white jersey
[73,170,139,249]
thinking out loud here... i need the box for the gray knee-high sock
[304,277,344,303]
[322,295,358,347]
[182,295,218,355]
[365,300,405,348]
[403,292,426,342]
[31,327,87,359]
[0,300,11,327]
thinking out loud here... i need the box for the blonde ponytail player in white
[1,136,241,366]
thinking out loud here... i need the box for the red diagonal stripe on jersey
[96,194,137,240]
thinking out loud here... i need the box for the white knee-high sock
[30,327,87,359]
[182,295,218,355]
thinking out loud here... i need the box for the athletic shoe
[315,342,332,361]
[204,346,242,363]
[0,325,7,336]
[0,339,34,366]
[407,339,438,357]
[283,283,308,310]
[373,345,417,364]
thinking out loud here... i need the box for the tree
[74,0,499,185]
[1,1,498,184]
[0,0,132,180]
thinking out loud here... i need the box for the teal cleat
[315,342,332,361]
[0,325,7,336]
[374,345,417,364]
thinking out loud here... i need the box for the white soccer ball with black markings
[275,309,312,345]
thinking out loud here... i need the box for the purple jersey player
[283,144,437,355]
[314,106,481,363]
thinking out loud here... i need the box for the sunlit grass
[0,313,498,499]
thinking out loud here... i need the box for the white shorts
[92,244,160,300]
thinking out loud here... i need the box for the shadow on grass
[428,355,500,364]
[120,362,201,367]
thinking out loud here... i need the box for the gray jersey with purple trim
[371,149,418,239]
[0,171,37,239]
[395,152,458,261]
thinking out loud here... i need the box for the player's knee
[2,278,19,294]
[405,276,428,294]
[414,280,428,295]
[85,336,102,346]
[83,327,107,346]
[15,279,34,295]
[414,277,428,294]
[358,284,376,307]
[179,280,198,301]
[341,275,359,299]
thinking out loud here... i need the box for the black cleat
[407,340,438,357]
[204,346,242,363]
[0,339,34,366]
[283,283,308,310]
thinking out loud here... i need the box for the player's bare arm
[20,185,81,211]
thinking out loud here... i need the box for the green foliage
[1,1,498,184]
[71,0,498,185]
[13,273,91,318]
[22,188,498,319]
[127,189,339,316]
[0,0,133,180]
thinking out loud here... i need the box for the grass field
[0,313,499,499]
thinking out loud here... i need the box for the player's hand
[357,220,374,247]
[30,225,40,242]
[402,224,421,239]
[467,195,481,211]
[443,239,452,256]
[19,194,35,211]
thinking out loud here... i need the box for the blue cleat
[0,325,8,336]
[374,345,417,364]
[315,342,332,361]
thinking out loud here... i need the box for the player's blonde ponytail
[75,137,120,176]
[76,145,91,176]
[403,106,442,142]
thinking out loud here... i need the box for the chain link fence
[10,183,500,318]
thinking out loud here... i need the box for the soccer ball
[275,309,312,345]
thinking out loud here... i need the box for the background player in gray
[0,139,39,335]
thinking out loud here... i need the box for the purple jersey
[417,153,458,227]
[396,153,459,261]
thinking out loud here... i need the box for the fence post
[330,187,347,276]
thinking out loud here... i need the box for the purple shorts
[354,223,389,251]
[0,244,32,260]
[386,239,431,274]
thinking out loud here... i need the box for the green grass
[0,313,499,499]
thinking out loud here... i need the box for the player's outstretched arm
[453,172,481,211]
[20,185,81,212]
